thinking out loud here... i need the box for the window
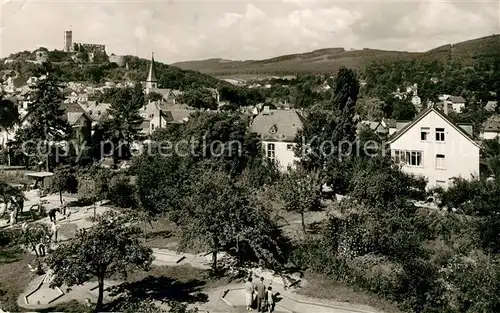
[267,143,275,162]
[436,128,445,141]
[393,150,422,167]
[286,144,294,151]
[436,180,446,188]
[408,151,422,166]
[394,150,403,163]
[436,154,445,169]
[421,127,430,140]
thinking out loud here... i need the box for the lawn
[103,264,235,310]
[298,272,402,313]
[0,247,36,312]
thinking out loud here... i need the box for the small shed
[24,171,54,191]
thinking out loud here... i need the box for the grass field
[299,272,402,313]
[0,247,36,311]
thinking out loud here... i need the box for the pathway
[13,192,383,313]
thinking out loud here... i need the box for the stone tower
[145,52,158,92]
[64,30,73,52]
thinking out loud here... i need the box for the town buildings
[481,115,500,141]
[388,106,480,189]
[250,107,304,171]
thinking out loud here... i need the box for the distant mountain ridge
[172,35,500,77]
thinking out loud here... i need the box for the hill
[172,34,500,77]
[0,51,225,90]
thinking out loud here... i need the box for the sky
[0,0,499,64]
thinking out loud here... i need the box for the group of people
[245,276,275,312]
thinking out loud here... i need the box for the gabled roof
[483,115,500,133]
[146,52,158,83]
[163,109,196,124]
[388,106,480,148]
[61,103,92,125]
[448,95,466,103]
[381,118,397,128]
[485,101,498,112]
[250,109,304,142]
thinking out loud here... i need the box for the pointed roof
[146,52,158,83]
[387,105,480,148]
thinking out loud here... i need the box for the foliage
[295,68,359,193]
[50,164,78,203]
[387,96,417,121]
[219,85,264,106]
[349,156,427,207]
[47,211,154,311]
[101,85,145,160]
[146,91,164,103]
[108,174,137,208]
[174,111,260,175]
[132,154,189,224]
[482,139,500,179]
[15,63,71,170]
[19,223,50,259]
[179,166,286,271]
[276,166,323,233]
[0,96,19,130]
[177,88,217,110]
[89,167,114,201]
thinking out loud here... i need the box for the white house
[441,95,466,113]
[481,115,500,141]
[388,106,480,189]
[250,107,304,171]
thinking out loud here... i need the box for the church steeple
[146,52,158,90]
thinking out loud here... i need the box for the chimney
[443,101,448,115]
[262,106,270,115]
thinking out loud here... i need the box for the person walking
[266,286,275,313]
[48,208,59,222]
[254,277,266,312]
[245,277,254,311]
[61,199,67,216]
[51,220,59,243]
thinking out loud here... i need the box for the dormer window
[269,125,277,134]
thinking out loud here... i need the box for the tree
[47,211,154,311]
[276,167,323,233]
[19,223,50,260]
[179,166,285,271]
[295,68,360,193]
[102,84,144,161]
[390,97,417,121]
[133,154,189,227]
[179,111,260,174]
[178,89,217,110]
[16,63,71,171]
[0,96,19,131]
[146,91,164,103]
[50,164,77,204]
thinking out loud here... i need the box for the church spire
[146,52,158,88]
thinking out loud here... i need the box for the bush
[0,229,20,248]
[109,174,136,208]
[347,254,403,296]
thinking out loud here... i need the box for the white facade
[251,109,304,172]
[449,101,465,113]
[263,141,298,170]
[481,131,500,141]
[389,108,480,189]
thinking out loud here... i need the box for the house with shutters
[250,107,304,170]
[388,105,480,189]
